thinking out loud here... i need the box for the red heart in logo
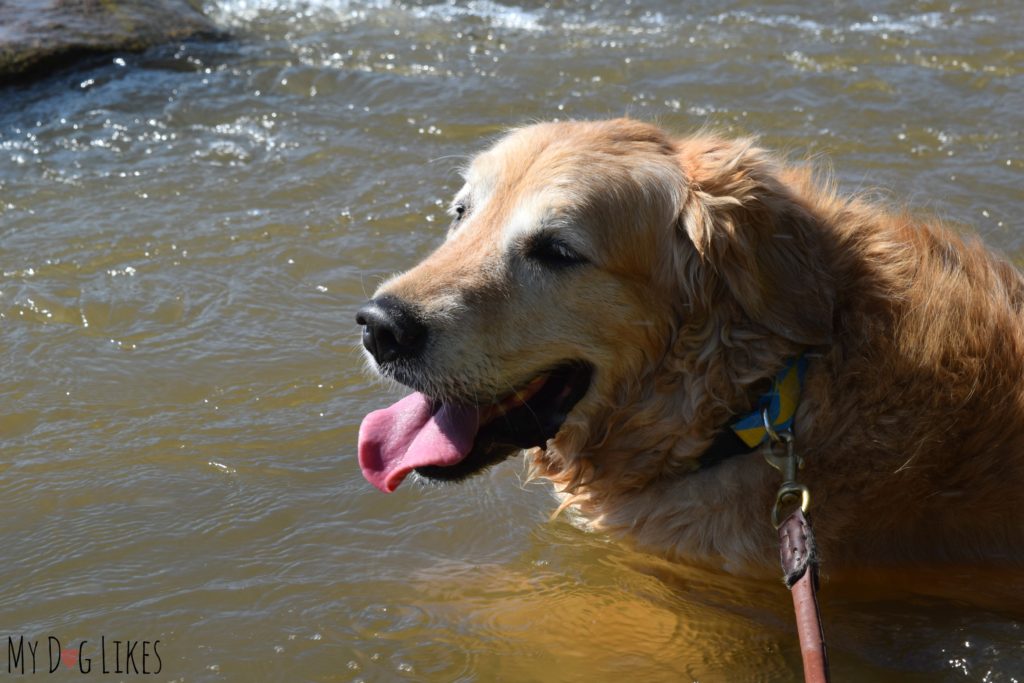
[61,647,77,670]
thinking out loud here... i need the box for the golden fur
[372,118,1024,575]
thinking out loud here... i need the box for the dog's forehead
[467,121,680,198]
[453,121,684,260]
[456,127,583,235]
[463,125,622,216]
[465,125,565,191]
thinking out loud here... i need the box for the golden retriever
[356,118,1024,575]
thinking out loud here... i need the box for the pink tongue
[358,392,480,492]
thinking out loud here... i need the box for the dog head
[356,118,834,495]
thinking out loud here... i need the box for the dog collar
[696,355,808,470]
[731,355,808,447]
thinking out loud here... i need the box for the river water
[1,0,1022,680]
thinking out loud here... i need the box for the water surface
[2,0,1023,680]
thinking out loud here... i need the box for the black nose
[355,295,428,364]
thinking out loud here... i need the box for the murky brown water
[2,0,1023,680]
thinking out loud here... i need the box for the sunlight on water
[1,0,1022,680]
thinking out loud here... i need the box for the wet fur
[371,118,1024,575]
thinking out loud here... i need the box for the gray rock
[0,0,223,81]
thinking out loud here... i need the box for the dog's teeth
[483,374,551,422]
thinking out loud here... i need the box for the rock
[0,0,223,82]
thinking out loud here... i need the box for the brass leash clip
[761,407,811,528]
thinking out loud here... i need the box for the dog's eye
[452,201,468,223]
[525,233,587,269]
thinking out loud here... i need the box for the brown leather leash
[779,508,830,683]
[762,413,831,683]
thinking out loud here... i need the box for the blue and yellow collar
[730,355,808,448]
[695,355,808,470]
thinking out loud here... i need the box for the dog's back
[799,198,1024,567]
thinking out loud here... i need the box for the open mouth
[358,362,593,492]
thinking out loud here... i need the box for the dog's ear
[677,137,835,345]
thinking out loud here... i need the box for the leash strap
[778,508,830,683]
